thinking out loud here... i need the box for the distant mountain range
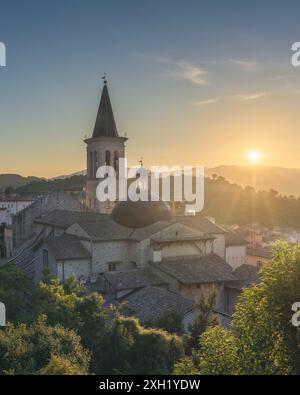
[205,166,300,197]
[1,165,300,197]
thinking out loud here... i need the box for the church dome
[111,198,173,228]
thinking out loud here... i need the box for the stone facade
[85,136,127,213]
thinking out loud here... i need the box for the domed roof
[111,199,173,228]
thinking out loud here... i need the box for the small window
[108,262,116,272]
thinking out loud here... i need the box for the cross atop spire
[102,73,107,85]
[92,78,118,138]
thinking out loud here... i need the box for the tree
[4,186,14,196]
[188,293,217,351]
[37,355,88,375]
[0,315,90,375]
[98,316,184,375]
[32,278,81,329]
[230,241,300,374]
[0,264,31,323]
[146,311,184,335]
[185,242,300,375]
[198,327,240,374]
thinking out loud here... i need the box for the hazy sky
[1,0,300,177]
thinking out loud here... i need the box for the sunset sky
[1,1,300,177]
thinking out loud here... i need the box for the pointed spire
[92,78,118,138]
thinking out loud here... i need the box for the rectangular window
[108,263,116,272]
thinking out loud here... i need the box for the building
[224,231,247,269]
[120,286,197,331]
[0,197,34,226]
[246,245,273,268]
[4,79,255,329]
[12,191,81,248]
[84,79,127,213]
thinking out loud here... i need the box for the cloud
[193,98,220,106]
[165,61,208,85]
[228,92,267,101]
[194,92,267,107]
[228,58,257,71]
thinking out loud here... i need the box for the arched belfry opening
[114,151,119,172]
[84,78,128,213]
[105,150,111,166]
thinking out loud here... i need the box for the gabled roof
[229,264,260,290]
[103,269,166,291]
[121,286,195,323]
[34,210,107,229]
[76,218,134,241]
[92,83,118,138]
[44,234,91,261]
[150,254,236,284]
[176,215,226,234]
[129,220,174,241]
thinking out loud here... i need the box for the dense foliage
[0,316,90,375]
[174,242,300,375]
[0,271,184,375]
[1,242,299,375]
[202,176,300,227]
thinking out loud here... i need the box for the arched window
[114,151,119,172]
[105,150,111,166]
[94,151,98,177]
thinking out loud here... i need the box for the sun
[247,151,262,163]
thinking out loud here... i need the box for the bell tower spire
[92,76,119,138]
[84,77,128,213]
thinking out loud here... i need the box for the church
[5,79,257,329]
[84,77,128,214]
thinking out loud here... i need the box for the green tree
[0,264,31,322]
[0,315,90,375]
[198,327,240,374]
[98,316,184,375]
[230,241,300,374]
[147,311,184,335]
[37,355,88,375]
[187,242,300,375]
[188,293,217,351]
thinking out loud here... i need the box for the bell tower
[85,78,128,213]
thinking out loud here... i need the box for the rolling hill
[0,174,43,191]
[205,166,300,197]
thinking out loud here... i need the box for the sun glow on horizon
[247,151,262,163]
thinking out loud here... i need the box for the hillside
[201,177,300,228]
[15,175,86,195]
[206,165,300,197]
[0,174,42,191]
